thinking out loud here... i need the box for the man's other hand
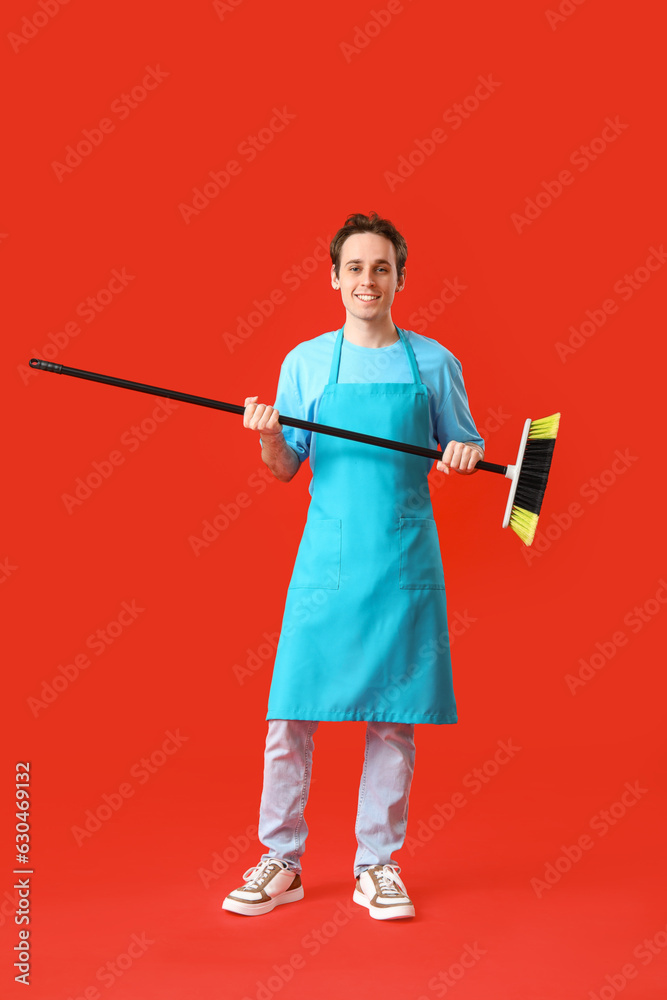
[436,441,484,475]
[243,396,283,437]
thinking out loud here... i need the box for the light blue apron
[266,326,457,724]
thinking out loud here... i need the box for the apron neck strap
[327,326,423,385]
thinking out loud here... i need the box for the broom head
[503,414,561,546]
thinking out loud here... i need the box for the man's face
[331,232,405,324]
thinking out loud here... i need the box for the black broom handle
[28,359,508,475]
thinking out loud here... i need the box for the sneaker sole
[222,885,304,916]
[352,888,415,920]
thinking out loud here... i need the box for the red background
[3,1,666,997]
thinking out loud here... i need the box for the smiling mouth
[355,294,380,301]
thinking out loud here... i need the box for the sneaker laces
[372,865,404,897]
[241,859,288,890]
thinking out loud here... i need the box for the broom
[28,358,559,546]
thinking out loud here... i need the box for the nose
[359,268,376,285]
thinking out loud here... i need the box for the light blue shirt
[262,327,484,495]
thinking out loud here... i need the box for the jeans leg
[354,721,416,878]
[258,719,318,873]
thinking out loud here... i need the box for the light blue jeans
[258,719,416,878]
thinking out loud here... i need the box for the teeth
[357,294,378,300]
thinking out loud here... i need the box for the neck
[342,314,399,348]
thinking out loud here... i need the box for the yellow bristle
[509,506,539,546]
[527,413,560,440]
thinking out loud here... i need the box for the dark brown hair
[330,212,408,278]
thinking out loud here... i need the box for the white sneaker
[353,864,415,920]
[222,858,303,916]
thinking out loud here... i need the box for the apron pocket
[288,518,341,590]
[399,517,446,590]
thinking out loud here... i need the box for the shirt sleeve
[259,363,311,463]
[435,356,485,454]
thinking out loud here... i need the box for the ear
[331,264,339,289]
[396,266,406,292]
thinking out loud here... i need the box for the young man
[222,212,484,920]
